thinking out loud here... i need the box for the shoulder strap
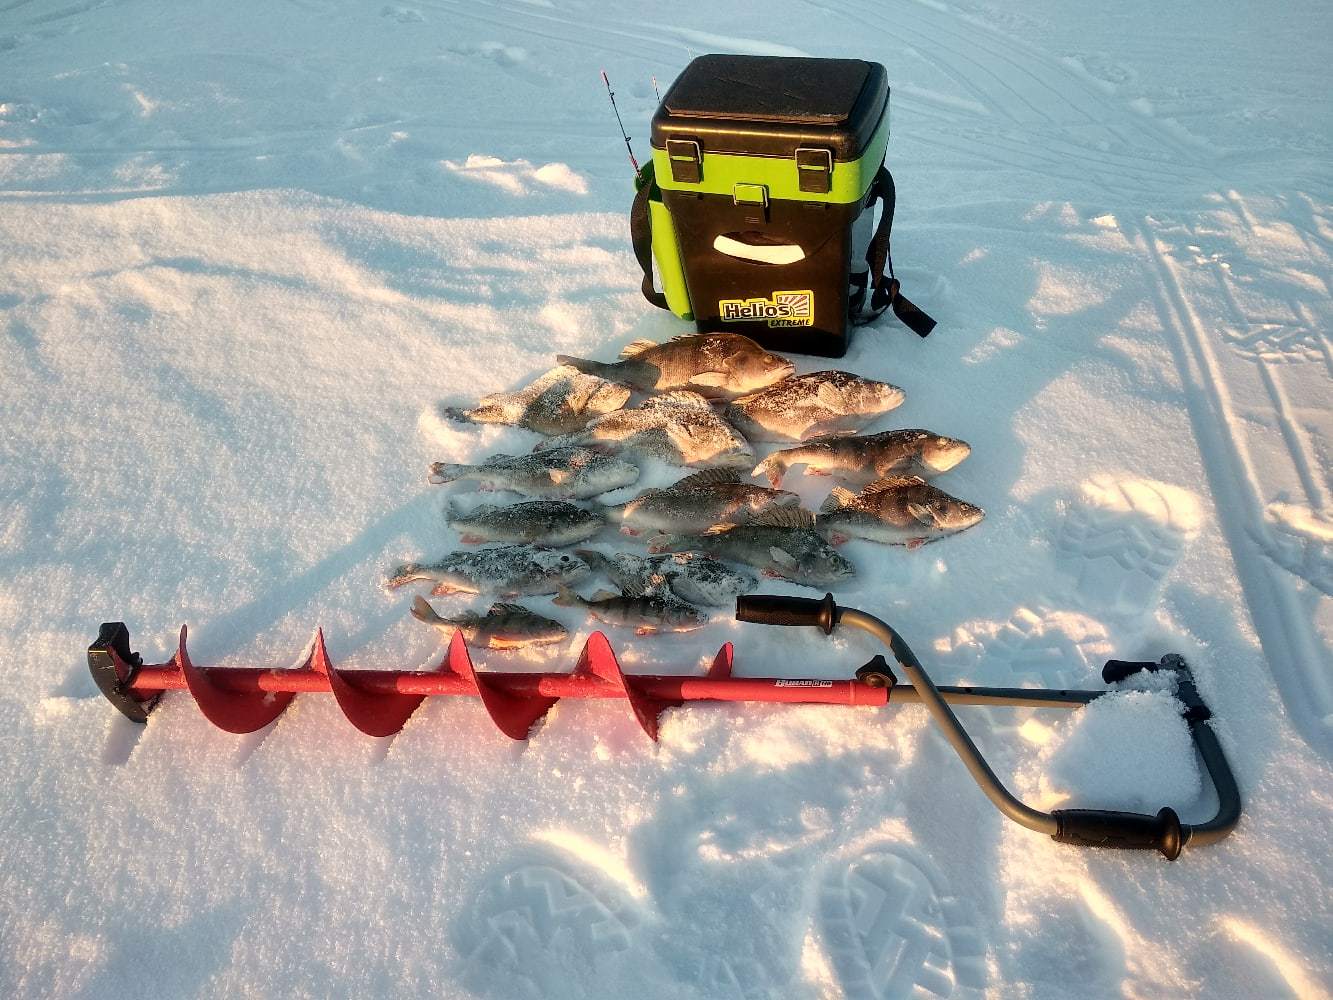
[630,163,670,310]
[851,166,937,337]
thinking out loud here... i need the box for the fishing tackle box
[632,54,935,357]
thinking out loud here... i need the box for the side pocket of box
[648,198,694,320]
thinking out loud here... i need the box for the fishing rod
[600,70,640,173]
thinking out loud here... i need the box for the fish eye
[560,555,570,562]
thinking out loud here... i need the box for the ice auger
[89,594,1239,860]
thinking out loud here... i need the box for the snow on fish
[447,498,605,547]
[557,332,794,397]
[575,548,757,606]
[723,370,905,441]
[410,596,568,649]
[753,428,971,487]
[440,364,631,436]
[605,467,799,538]
[541,391,754,469]
[553,584,708,635]
[817,476,985,548]
[428,446,639,499]
[385,545,590,596]
[650,505,855,588]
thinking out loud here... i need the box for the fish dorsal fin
[643,390,711,410]
[747,505,815,529]
[864,474,926,495]
[619,338,657,359]
[820,487,857,513]
[672,467,742,491]
[590,588,621,602]
[487,602,529,616]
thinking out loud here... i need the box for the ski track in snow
[2,0,1332,997]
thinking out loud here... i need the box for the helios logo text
[718,289,814,327]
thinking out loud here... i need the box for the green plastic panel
[649,198,693,319]
[652,111,889,204]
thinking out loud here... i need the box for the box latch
[666,139,702,183]
[795,147,833,194]
[733,183,768,207]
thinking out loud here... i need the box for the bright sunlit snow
[2,1,1331,997]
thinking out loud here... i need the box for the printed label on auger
[718,290,815,327]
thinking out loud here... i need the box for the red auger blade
[177,626,295,734]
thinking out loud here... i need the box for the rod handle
[734,593,837,634]
[1051,807,1184,860]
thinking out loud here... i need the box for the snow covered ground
[2,0,1331,996]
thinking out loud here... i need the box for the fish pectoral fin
[906,501,939,527]
[703,522,736,536]
[768,546,798,570]
[431,582,462,596]
[906,537,927,550]
[635,625,658,636]
[688,371,731,388]
[815,381,847,410]
[410,595,443,624]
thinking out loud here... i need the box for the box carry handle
[631,162,670,311]
[850,166,937,337]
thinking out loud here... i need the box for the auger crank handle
[734,594,1241,859]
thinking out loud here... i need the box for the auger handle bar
[735,594,1241,860]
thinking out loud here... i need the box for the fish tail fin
[552,585,579,608]
[557,355,618,380]
[752,454,786,487]
[385,563,422,589]
[427,462,471,485]
[439,405,472,424]
[409,595,446,625]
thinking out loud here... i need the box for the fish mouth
[924,438,972,473]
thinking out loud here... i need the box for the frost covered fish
[817,476,985,548]
[428,446,639,499]
[606,468,799,538]
[441,365,631,436]
[557,333,794,397]
[385,545,590,596]
[575,548,757,607]
[410,596,568,650]
[650,506,855,588]
[447,498,605,546]
[753,429,972,487]
[722,370,905,442]
[553,585,708,635]
[542,392,754,469]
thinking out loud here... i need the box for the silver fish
[557,333,794,398]
[428,447,639,499]
[606,468,800,538]
[410,596,568,650]
[576,549,757,607]
[650,506,855,588]
[385,545,590,596]
[753,429,971,487]
[723,370,905,442]
[543,391,754,469]
[817,476,985,548]
[553,585,708,635]
[441,365,631,436]
[447,498,605,547]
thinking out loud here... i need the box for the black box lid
[651,54,888,161]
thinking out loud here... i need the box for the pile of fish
[391,331,985,647]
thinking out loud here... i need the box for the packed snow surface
[2,0,1331,997]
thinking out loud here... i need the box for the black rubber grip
[734,593,838,635]
[1051,807,1184,860]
